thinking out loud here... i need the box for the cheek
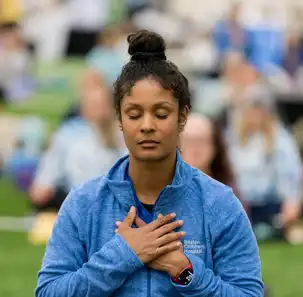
[161,122,179,137]
[204,145,215,162]
[121,120,137,138]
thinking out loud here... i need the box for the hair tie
[131,52,167,62]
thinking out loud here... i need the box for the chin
[133,150,172,162]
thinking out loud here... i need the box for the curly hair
[113,30,191,120]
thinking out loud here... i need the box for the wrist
[167,255,190,278]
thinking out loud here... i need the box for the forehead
[83,87,110,103]
[183,116,213,138]
[246,104,267,113]
[122,78,175,107]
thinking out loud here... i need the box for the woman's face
[243,105,268,132]
[81,86,113,125]
[120,78,186,162]
[181,116,215,171]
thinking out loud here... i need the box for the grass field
[1,59,303,297]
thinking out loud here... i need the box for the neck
[129,151,177,205]
[199,166,211,177]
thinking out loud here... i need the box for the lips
[138,140,160,144]
[138,140,160,148]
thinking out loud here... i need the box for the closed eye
[156,114,168,119]
[128,115,141,120]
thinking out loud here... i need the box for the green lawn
[1,232,45,297]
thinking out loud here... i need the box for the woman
[226,85,303,241]
[30,74,124,212]
[181,113,235,187]
[36,30,263,297]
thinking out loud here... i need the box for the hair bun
[127,30,166,61]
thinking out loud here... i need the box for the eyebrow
[123,101,173,109]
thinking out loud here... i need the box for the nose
[140,113,155,134]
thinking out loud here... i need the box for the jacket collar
[105,150,192,211]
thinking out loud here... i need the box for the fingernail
[178,220,184,225]
[130,206,135,213]
[170,213,176,218]
[115,229,118,233]
[177,242,182,246]
[116,221,121,226]
[181,231,186,236]
[158,213,163,218]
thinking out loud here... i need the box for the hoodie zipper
[147,267,151,297]
[146,189,167,297]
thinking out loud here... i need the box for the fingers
[155,241,182,257]
[154,220,184,238]
[124,206,136,227]
[135,216,146,228]
[115,206,136,232]
[156,231,186,247]
[147,213,176,231]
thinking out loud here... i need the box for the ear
[118,122,123,131]
[178,105,189,132]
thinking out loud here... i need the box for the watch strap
[172,263,193,285]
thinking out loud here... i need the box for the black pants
[65,29,99,57]
[250,203,282,227]
[0,87,6,104]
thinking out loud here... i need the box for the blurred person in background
[181,28,219,77]
[213,3,249,62]
[0,22,34,102]
[268,29,303,95]
[226,85,303,242]
[246,5,285,76]
[5,116,47,193]
[21,0,71,61]
[60,70,104,124]
[30,71,125,212]
[193,50,259,120]
[85,24,129,86]
[181,113,235,189]
[65,0,112,57]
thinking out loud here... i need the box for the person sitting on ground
[0,22,34,102]
[85,24,129,86]
[226,85,303,243]
[30,73,125,212]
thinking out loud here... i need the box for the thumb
[123,206,136,227]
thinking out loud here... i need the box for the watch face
[177,269,193,285]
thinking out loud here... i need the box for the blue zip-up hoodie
[36,151,263,297]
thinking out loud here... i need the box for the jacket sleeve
[172,189,264,297]
[35,190,144,297]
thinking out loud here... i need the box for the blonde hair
[237,109,276,154]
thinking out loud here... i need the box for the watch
[172,263,193,286]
